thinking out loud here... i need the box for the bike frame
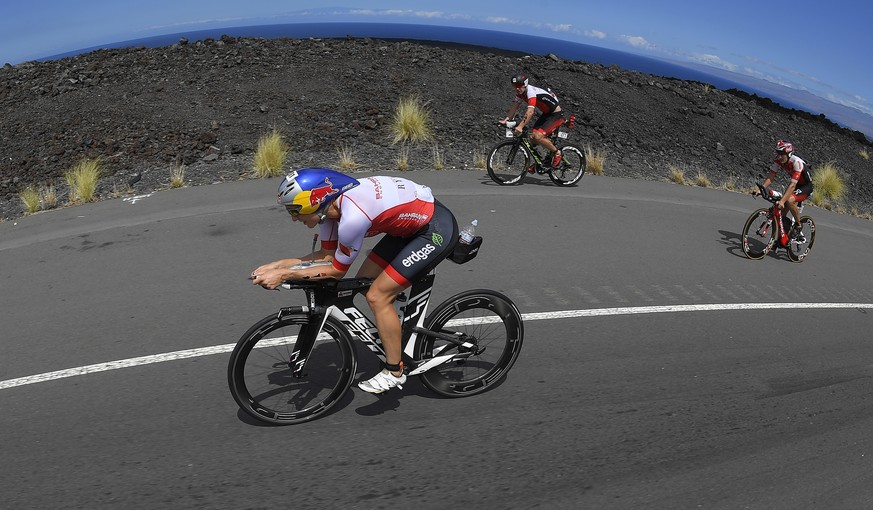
[282,272,478,378]
[503,125,567,172]
[764,204,791,248]
[755,185,804,249]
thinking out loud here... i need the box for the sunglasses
[513,83,525,88]
[285,204,302,216]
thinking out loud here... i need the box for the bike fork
[285,293,331,377]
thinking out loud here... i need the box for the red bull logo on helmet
[309,177,339,206]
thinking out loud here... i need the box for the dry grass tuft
[431,144,445,170]
[669,165,686,184]
[170,163,186,188]
[19,186,41,214]
[860,149,870,160]
[395,144,411,171]
[253,129,288,178]
[336,144,358,171]
[41,184,58,209]
[813,161,846,202]
[584,144,606,175]
[65,158,101,204]
[390,96,432,144]
[473,147,486,169]
[694,171,712,188]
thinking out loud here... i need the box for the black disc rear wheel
[416,290,524,397]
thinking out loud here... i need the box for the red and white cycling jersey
[515,84,560,114]
[318,176,435,272]
[770,154,811,186]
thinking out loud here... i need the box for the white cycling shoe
[358,369,406,394]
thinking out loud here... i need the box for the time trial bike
[227,238,524,425]
[742,179,816,262]
[486,120,586,187]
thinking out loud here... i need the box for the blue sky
[2,0,871,121]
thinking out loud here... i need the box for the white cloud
[692,53,737,72]
[413,11,444,19]
[585,30,607,39]
[484,16,519,25]
[619,35,653,50]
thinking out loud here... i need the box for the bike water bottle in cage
[451,220,482,264]
[460,219,477,244]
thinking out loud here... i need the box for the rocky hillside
[2,35,872,220]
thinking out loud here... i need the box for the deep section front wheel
[486,140,530,185]
[548,144,585,186]
[416,289,524,397]
[786,216,816,262]
[227,311,356,425]
[742,208,775,260]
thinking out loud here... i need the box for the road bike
[742,179,816,262]
[227,240,524,425]
[486,120,585,186]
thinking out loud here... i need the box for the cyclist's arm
[516,102,535,131]
[761,168,778,188]
[779,179,798,208]
[286,255,346,280]
[251,248,343,288]
[501,102,520,123]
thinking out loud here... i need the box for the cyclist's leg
[532,112,564,161]
[789,183,813,227]
[358,202,458,388]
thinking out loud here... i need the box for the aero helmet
[511,72,528,87]
[775,140,794,156]
[277,168,360,215]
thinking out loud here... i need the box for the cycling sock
[384,361,404,374]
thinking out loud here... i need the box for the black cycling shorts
[532,110,565,136]
[368,199,459,287]
[793,182,813,202]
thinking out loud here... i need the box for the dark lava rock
[1,36,871,220]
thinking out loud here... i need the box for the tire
[742,208,775,260]
[227,311,356,425]
[486,140,530,185]
[416,290,524,397]
[786,216,816,262]
[548,144,585,186]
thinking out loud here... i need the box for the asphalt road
[2,170,873,509]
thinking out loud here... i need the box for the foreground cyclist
[250,168,459,393]
[498,71,565,168]
[753,140,814,237]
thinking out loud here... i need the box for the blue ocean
[48,22,758,93]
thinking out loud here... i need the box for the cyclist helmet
[511,72,528,87]
[277,168,359,215]
[775,139,794,156]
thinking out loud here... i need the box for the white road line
[2,302,871,391]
